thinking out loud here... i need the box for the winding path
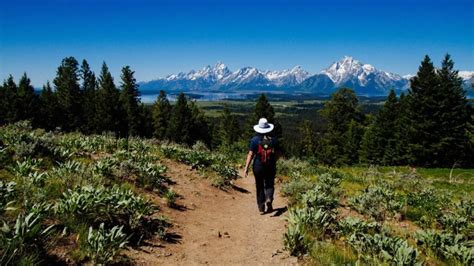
[128,160,297,265]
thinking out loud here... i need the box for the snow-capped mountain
[139,57,473,96]
[459,71,474,91]
[264,66,309,86]
[140,62,310,91]
[298,56,409,95]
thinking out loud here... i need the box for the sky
[1,0,473,87]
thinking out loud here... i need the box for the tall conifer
[1,75,19,123]
[17,73,38,123]
[95,62,122,135]
[152,90,171,139]
[119,66,141,137]
[53,57,82,131]
[167,92,191,144]
[80,59,97,133]
[38,81,59,130]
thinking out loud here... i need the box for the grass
[336,165,474,197]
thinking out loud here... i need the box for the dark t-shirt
[249,134,279,168]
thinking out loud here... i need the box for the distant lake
[139,91,283,103]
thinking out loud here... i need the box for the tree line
[298,55,473,167]
[0,57,216,146]
[1,54,472,167]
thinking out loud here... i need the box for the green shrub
[284,208,312,256]
[0,181,16,213]
[164,188,178,207]
[415,230,473,264]
[56,185,154,232]
[338,217,381,236]
[348,231,420,265]
[0,210,55,265]
[349,181,403,221]
[83,223,128,264]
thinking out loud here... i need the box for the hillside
[0,122,473,265]
[0,122,294,265]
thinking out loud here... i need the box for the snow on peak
[323,56,366,83]
[263,66,309,85]
[321,56,404,86]
[458,71,474,80]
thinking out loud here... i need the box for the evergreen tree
[253,94,275,122]
[360,124,378,164]
[218,104,241,147]
[247,94,282,139]
[0,75,18,123]
[119,66,141,137]
[360,90,402,165]
[395,92,410,164]
[0,82,3,124]
[138,104,153,138]
[189,101,211,146]
[80,59,97,133]
[38,81,59,130]
[53,57,83,131]
[406,55,443,166]
[318,88,363,165]
[343,119,364,164]
[299,120,316,157]
[17,73,38,123]
[435,54,471,166]
[167,92,191,144]
[95,62,122,135]
[152,90,171,139]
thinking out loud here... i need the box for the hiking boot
[258,204,265,215]
[266,201,273,213]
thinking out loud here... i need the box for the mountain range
[139,56,474,96]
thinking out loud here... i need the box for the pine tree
[247,94,282,139]
[189,101,211,146]
[119,66,141,137]
[435,54,471,166]
[0,75,18,123]
[38,81,59,130]
[95,62,122,135]
[318,88,363,165]
[80,59,97,133]
[218,104,241,148]
[360,90,401,165]
[253,94,275,122]
[0,82,3,124]
[395,92,410,164]
[167,92,191,144]
[343,119,364,164]
[17,73,38,123]
[138,104,153,138]
[53,57,83,131]
[152,90,171,139]
[406,55,443,166]
[360,124,378,164]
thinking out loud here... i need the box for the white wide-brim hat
[253,118,274,134]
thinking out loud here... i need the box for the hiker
[244,118,280,214]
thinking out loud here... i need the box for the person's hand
[244,167,249,178]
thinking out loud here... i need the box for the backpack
[257,136,275,165]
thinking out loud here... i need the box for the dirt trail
[128,160,297,265]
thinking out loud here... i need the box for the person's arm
[244,151,254,178]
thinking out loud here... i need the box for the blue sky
[1,0,473,86]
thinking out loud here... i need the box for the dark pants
[253,164,275,211]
